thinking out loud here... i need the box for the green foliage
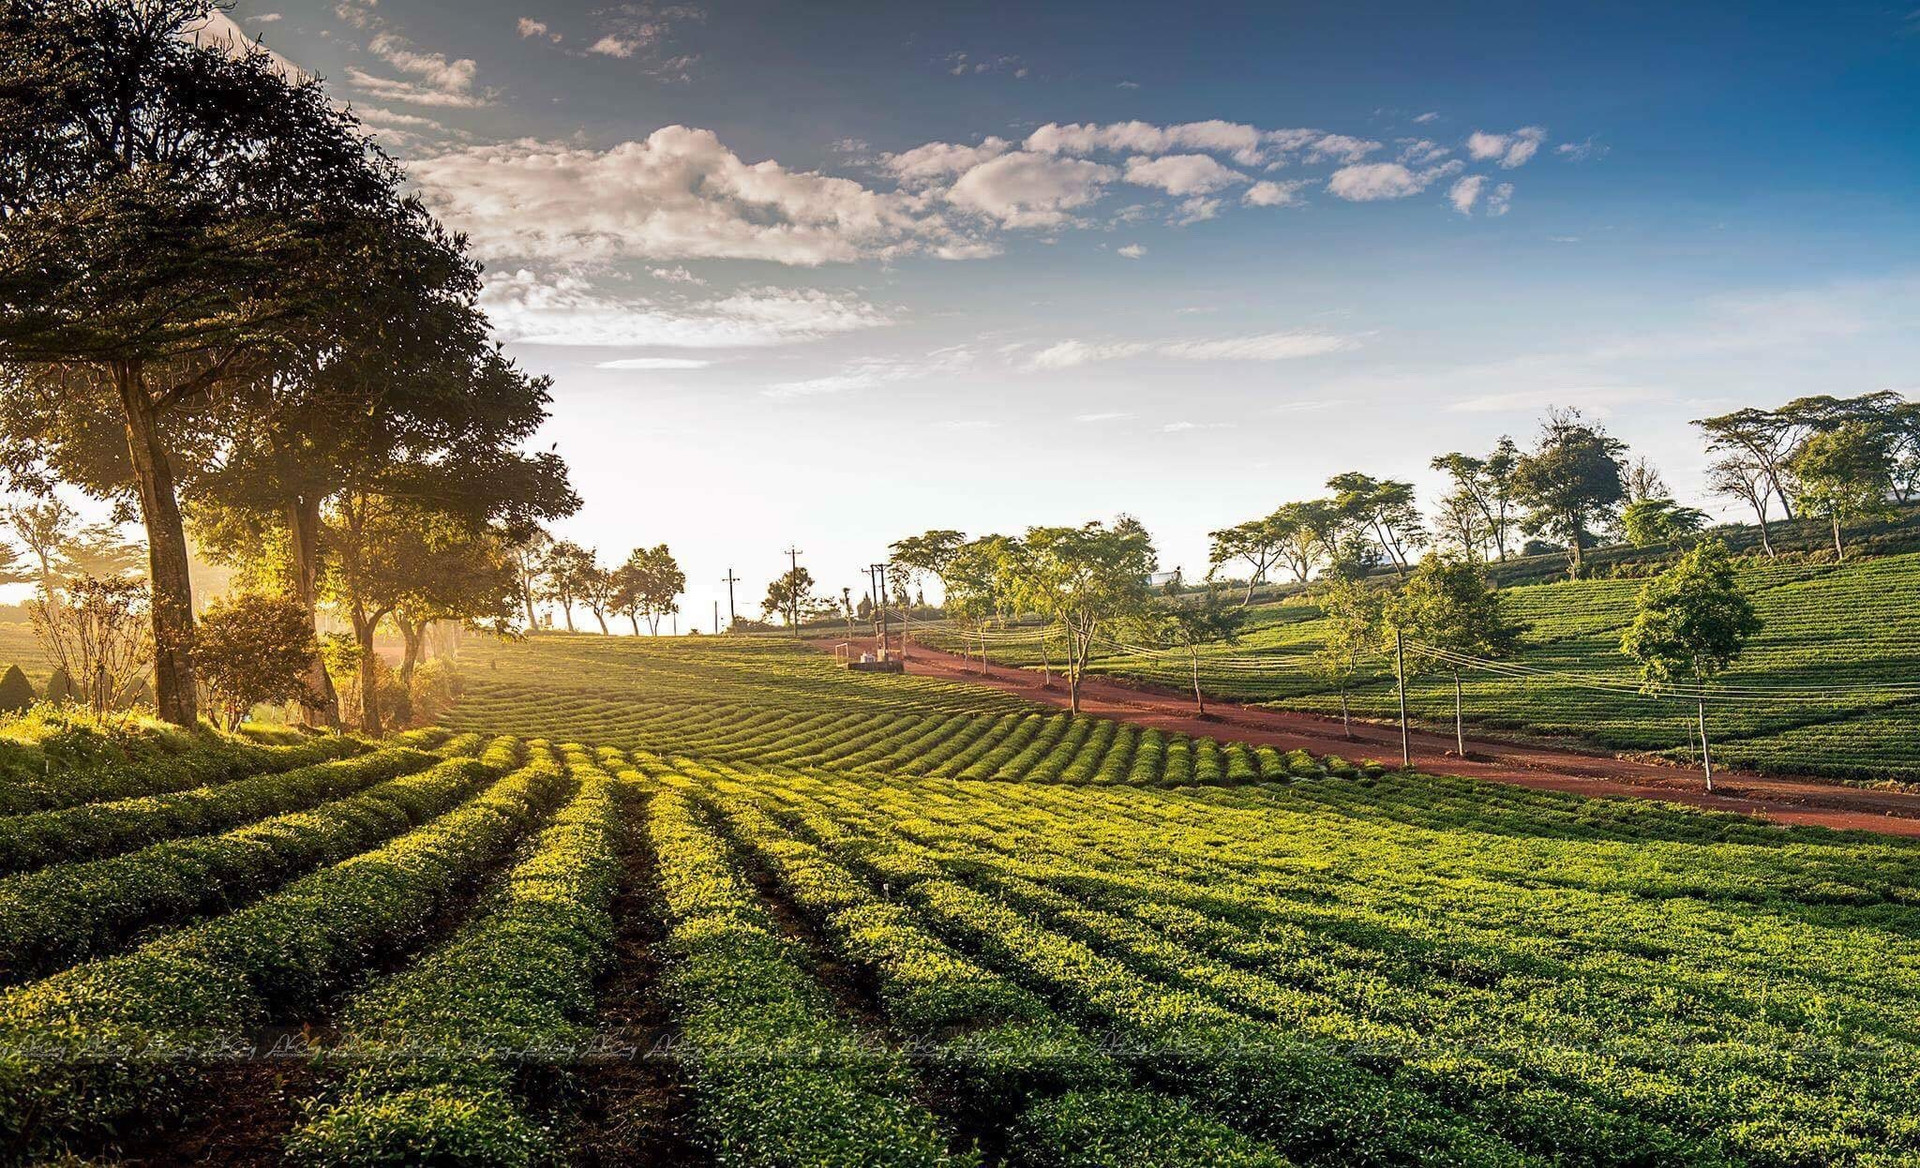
[0,665,31,713]
[191,593,322,729]
[1512,408,1629,576]
[1388,553,1524,673]
[1621,540,1762,691]
[1621,497,1709,548]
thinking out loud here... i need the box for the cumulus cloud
[412,128,972,265]
[1030,330,1354,369]
[1448,174,1485,215]
[1326,160,1461,201]
[1242,179,1306,207]
[1466,126,1547,168]
[1486,182,1514,216]
[517,17,561,42]
[367,32,478,92]
[1122,153,1247,195]
[1117,243,1146,259]
[884,137,1012,185]
[480,270,890,347]
[945,152,1117,229]
[1024,120,1374,169]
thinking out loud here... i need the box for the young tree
[1620,541,1760,791]
[612,544,685,635]
[1205,515,1284,604]
[1621,498,1710,548]
[1019,517,1157,714]
[1271,499,1340,583]
[509,529,553,630]
[1135,579,1242,715]
[578,560,616,634]
[0,1,423,724]
[3,498,78,596]
[192,593,321,730]
[1308,575,1381,739]
[943,535,1015,671]
[1623,457,1670,503]
[762,566,825,630]
[29,575,153,714]
[1791,421,1893,560]
[1327,473,1426,575]
[1386,553,1524,757]
[1512,408,1628,578]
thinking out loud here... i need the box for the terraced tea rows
[5,634,1920,1165]
[911,550,1920,781]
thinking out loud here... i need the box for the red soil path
[814,636,1920,839]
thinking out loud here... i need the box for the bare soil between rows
[810,636,1920,840]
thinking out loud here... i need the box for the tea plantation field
[5,634,1920,1165]
[918,550,1920,783]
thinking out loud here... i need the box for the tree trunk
[393,617,422,728]
[629,614,640,636]
[520,577,537,630]
[1452,668,1465,757]
[561,602,575,633]
[1393,627,1410,768]
[593,609,608,635]
[1832,512,1844,560]
[1190,647,1204,716]
[1756,510,1774,559]
[1340,689,1352,739]
[1566,523,1585,580]
[115,362,196,727]
[352,608,384,736]
[286,495,339,727]
[1698,696,1714,792]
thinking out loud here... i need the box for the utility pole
[1394,626,1411,769]
[712,600,719,635]
[720,569,740,632]
[869,562,892,660]
[783,546,803,636]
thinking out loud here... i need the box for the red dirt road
[820,637,1920,839]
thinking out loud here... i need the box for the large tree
[1512,408,1628,579]
[1205,515,1284,604]
[1430,437,1520,560]
[537,540,597,633]
[1326,473,1426,576]
[0,0,418,724]
[1791,421,1893,560]
[612,544,684,635]
[1018,517,1157,714]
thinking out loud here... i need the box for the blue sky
[207,0,1920,621]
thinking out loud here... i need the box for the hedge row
[0,746,565,1159]
[287,746,623,1166]
[0,728,366,815]
[0,745,440,874]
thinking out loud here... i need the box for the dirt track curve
[811,636,1920,839]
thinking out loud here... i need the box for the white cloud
[1448,174,1485,215]
[1486,182,1514,216]
[1242,179,1306,207]
[1031,330,1354,369]
[187,10,301,77]
[1449,386,1652,413]
[589,34,638,57]
[1466,126,1547,168]
[1116,80,1140,89]
[1398,139,1450,166]
[1170,196,1223,226]
[1116,243,1146,259]
[1326,160,1460,201]
[649,265,706,284]
[1413,111,1440,124]
[368,32,477,93]
[480,270,890,348]
[412,128,967,265]
[346,67,490,108]
[517,17,561,42]
[763,346,973,399]
[1162,420,1227,432]
[1556,136,1608,163]
[1024,120,1370,169]
[595,357,713,369]
[1075,411,1134,422]
[1122,153,1246,195]
[945,152,1117,229]
[885,137,1012,185]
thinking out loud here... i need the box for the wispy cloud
[594,357,713,370]
[1466,126,1547,168]
[763,346,974,400]
[1031,331,1355,369]
[481,271,891,348]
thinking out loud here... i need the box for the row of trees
[0,1,579,730]
[1210,393,1919,597]
[512,534,685,636]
